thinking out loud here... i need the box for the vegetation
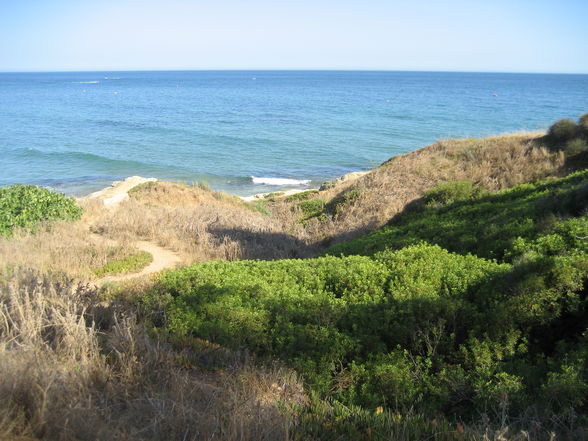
[1,116,587,440]
[580,112,588,135]
[284,190,319,202]
[548,118,579,143]
[93,250,153,277]
[146,159,588,438]
[422,180,487,207]
[0,185,82,237]
[547,113,588,159]
[326,170,588,260]
[0,269,301,441]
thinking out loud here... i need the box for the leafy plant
[0,185,83,237]
[93,250,153,277]
[327,170,588,260]
[548,118,578,145]
[423,181,486,207]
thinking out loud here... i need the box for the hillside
[1,114,587,441]
[258,133,566,247]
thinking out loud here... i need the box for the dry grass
[294,133,566,245]
[90,182,318,262]
[0,219,138,280]
[0,268,305,441]
[0,133,581,440]
[0,134,566,281]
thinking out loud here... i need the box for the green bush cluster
[327,170,588,260]
[93,250,153,277]
[152,169,588,417]
[547,113,588,157]
[423,180,486,207]
[0,185,83,237]
[295,188,363,224]
[284,190,319,202]
[146,126,588,432]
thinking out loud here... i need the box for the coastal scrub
[0,185,83,237]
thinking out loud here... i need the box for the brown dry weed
[0,269,304,441]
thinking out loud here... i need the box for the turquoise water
[1,71,587,196]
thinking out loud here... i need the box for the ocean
[1,70,587,196]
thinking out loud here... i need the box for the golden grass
[301,133,566,245]
[0,219,137,279]
[0,133,566,281]
[0,132,580,440]
[90,182,318,262]
[0,269,304,441]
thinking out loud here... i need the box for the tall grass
[0,269,304,440]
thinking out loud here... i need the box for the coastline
[79,169,371,205]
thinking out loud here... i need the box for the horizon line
[1,68,588,75]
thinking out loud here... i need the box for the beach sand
[82,176,157,206]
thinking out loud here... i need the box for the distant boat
[492,93,498,97]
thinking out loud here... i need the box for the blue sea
[1,71,587,196]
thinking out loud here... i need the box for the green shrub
[325,188,362,216]
[565,138,588,156]
[152,233,588,418]
[247,200,271,216]
[284,190,319,202]
[423,181,486,207]
[297,199,326,215]
[548,118,578,145]
[128,181,157,196]
[579,113,588,136]
[326,171,588,260]
[0,185,83,237]
[93,250,153,277]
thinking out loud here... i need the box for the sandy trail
[84,177,183,285]
[94,239,182,285]
[82,176,157,207]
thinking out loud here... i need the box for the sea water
[1,71,587,196]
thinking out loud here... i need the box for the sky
[1,0,587,73]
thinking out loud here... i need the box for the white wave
[251,176,311,186]
[71,81,100,84]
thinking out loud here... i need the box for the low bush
[151,234,588,422]
[284,190,319,202]
[565,138,588,157]
[297,199,326,216]
[423,180,486,207]
[327,170,588,260]
[548,118,578,145]
[93,250,153,277]
[0,185,83,237]
[579,112,588,136]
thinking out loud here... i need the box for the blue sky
[1,0,587,73]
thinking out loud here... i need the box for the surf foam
[251,176,311,186]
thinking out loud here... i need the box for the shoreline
[79,170,371,205]
[78,176,319,205]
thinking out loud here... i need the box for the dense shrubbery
[327,170,588,260]
[423,180,486,207]
[0,185,83,237]
[145,121,588,435]
[152,166,588,421]
[548,118,579,143]
[547,113,588,158]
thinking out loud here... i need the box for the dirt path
[94,239,182,285]
[83,177,183,286]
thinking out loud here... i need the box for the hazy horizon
[2,0,587,74]
[3,67,586,78]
